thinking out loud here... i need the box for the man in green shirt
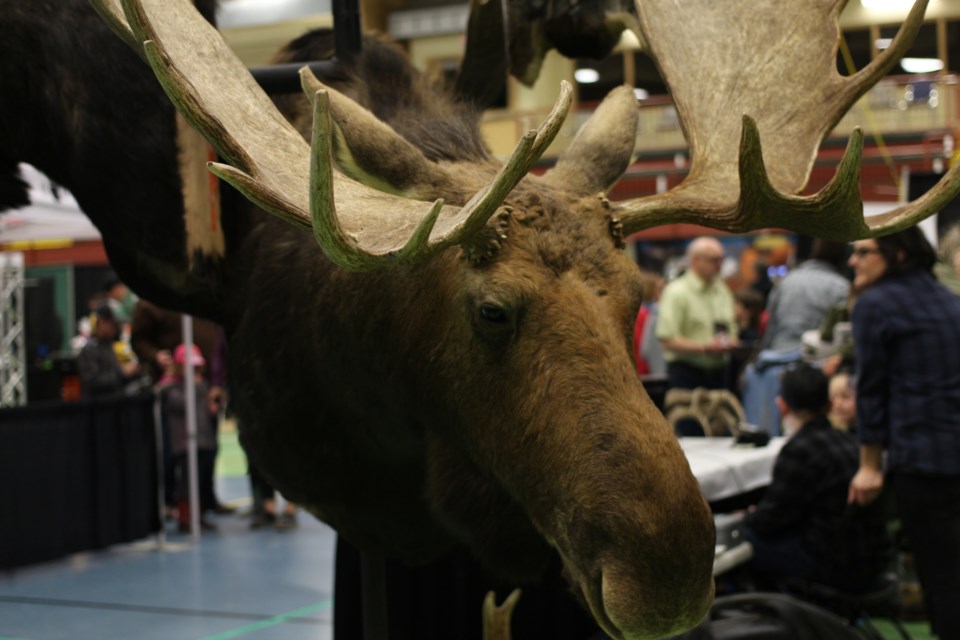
[656,237,738,401]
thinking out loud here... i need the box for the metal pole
[249,61,345,94]
[182,315,201,541]
[332,0,362,62]
[245,0,362,94]
[152,392,168,549]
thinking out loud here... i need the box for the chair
[664,387,745,437]
[788,573,911,640]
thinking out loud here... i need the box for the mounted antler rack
[248,0,360,94]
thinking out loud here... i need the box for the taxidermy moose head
[88,0,957,638]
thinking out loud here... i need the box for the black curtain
[0,395,160,570]
[333,540,604,640]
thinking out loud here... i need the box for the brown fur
[224,28,716,640]
[227,181,714,638]
[272,29,489,164]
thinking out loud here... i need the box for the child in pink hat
[161,343,217,533]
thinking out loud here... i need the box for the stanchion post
[182,315,201,541]
[152,392,167,548]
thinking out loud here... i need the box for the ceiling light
[633,88,649,100]
[901,57,944,74]
[574,68,600,84]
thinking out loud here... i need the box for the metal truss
[0,252,26,406]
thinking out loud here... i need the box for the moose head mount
[87,1,955,639]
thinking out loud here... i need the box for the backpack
[671,593,862,640]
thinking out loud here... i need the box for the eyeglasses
[850,247,881,258]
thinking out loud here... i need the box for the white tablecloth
[680,436,786,503]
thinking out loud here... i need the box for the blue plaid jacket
[853,269,960,476]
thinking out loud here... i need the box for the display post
[182,314,201,541]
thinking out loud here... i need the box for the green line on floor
[197,601,331,640]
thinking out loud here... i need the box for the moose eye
[479,304,509,324]
[472,301,518,342]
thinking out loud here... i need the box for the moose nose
[597,561,714,640]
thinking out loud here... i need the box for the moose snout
[556,470,716,639]
[566,533,714,640]
[596,558,714,640]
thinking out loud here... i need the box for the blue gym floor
[0,471,935,640]
[0,477,335,640]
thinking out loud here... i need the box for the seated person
[743,365,891,593]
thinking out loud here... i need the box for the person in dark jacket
[848,226,960,639]
[76,304,141,398]
[744,365,891,593]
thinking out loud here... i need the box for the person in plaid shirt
[744,365,891,593]
[848,226,960,639]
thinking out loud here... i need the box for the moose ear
[541,85,638,195]
[301,70,456,200]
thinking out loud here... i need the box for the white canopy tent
[0,164,100,245]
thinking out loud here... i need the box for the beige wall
[509,50,575,112]
[407,34,463,73]
[222,16,333,67]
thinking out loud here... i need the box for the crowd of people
[72,281,298,536]
[634,226,960,638]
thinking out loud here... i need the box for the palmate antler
[90,0,572,271]
[615,0,960,240]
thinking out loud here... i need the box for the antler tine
[299,79,569,269]
[617,116,871,239]
[621,113,960,240]
[99,0,572,272]
[732,117,870,240]
[309,89,348,260]
[445,80,573,237]
[90,0,141,52]
[482,589,521,640]
[309,88,447,270]
[739,115,960,240]
[530,81,574,157]
[618,113,960,241]
[864,160,960,237]
[120,0,313,224]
